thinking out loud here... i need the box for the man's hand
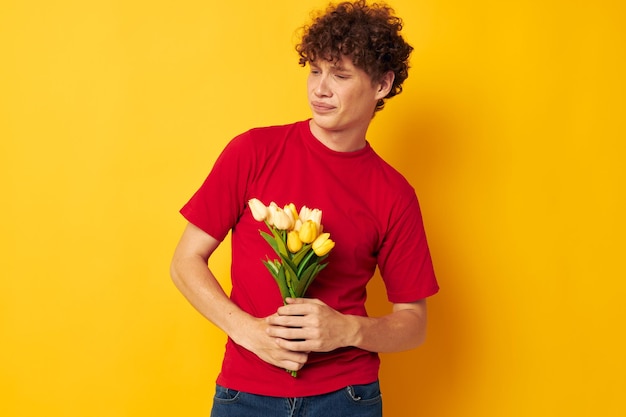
[265,297,428,354]
[234,315,309,372]
[265,298,358,353]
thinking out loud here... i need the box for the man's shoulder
[226,120,305,153]
[246,120,306,138]
[368,147,414,191]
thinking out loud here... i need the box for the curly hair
[296,0,413,111]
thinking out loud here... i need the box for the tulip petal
[248,198,269,222]
[287,231,303,253]
[299,220,318,244]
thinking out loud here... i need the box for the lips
[311,101,335,113]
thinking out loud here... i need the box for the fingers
[283,297,324,307]
[245,316,308,371]
[275,298,325,318]
[275,336,319,353]
[267,323,317,341]
[264,298,348,353]
[275,350,309,371]
[256,333,308,370]
[267,312,320,329]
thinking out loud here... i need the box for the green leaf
[279,253,298,277]
[285,268,297,298]
[296,249,319,276]
[291,244,312,267]
[294,261,326,296]
[279,254,299,298]
[262,259,280,278]
[268,226,290,259]
[274,266,292,301]
[316,253,330,263]
[300,262,328,296]
[260,231,280,255]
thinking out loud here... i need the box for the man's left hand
[265,298,358,353]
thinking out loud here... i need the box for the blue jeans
[210,380,382,417]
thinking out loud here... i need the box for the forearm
[269,298,428,353]
[348,301,428,352]
[170,252,257,346]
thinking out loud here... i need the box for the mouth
[311,101,335,113]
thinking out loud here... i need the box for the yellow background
[2,0,625,416]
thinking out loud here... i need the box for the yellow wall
[1,1,624,416]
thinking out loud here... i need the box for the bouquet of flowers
[248,198,335,377]
[248,198,335,303]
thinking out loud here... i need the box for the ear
[375,70,395,100]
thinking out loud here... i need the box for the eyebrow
[310,59,351,72]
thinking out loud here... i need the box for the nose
[313,73,332,97]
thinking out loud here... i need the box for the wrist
[344,314,366,348]
[231,315,266,351]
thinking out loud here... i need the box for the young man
[170,1,439,416]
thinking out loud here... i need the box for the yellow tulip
[248,198,268,222]
[312,233,335,256]
[287,230,303,253]
[266,202,290,230]
[299,206,322,227]
[299,220,319,244]
[285,203,299,223]
[309,209,322,226]
[298,206,312,221]
[272,209,293,230]
[266,202,279,227]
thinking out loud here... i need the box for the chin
[311,114,340,131]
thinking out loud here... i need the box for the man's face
[307,56,387,145]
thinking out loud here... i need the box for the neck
[308,120,368,152]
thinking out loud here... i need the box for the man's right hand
[233,316,309,372]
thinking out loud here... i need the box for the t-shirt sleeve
[180,131,254,242]
[377,192,439,303]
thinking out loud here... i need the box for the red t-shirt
[181,120,438,396]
